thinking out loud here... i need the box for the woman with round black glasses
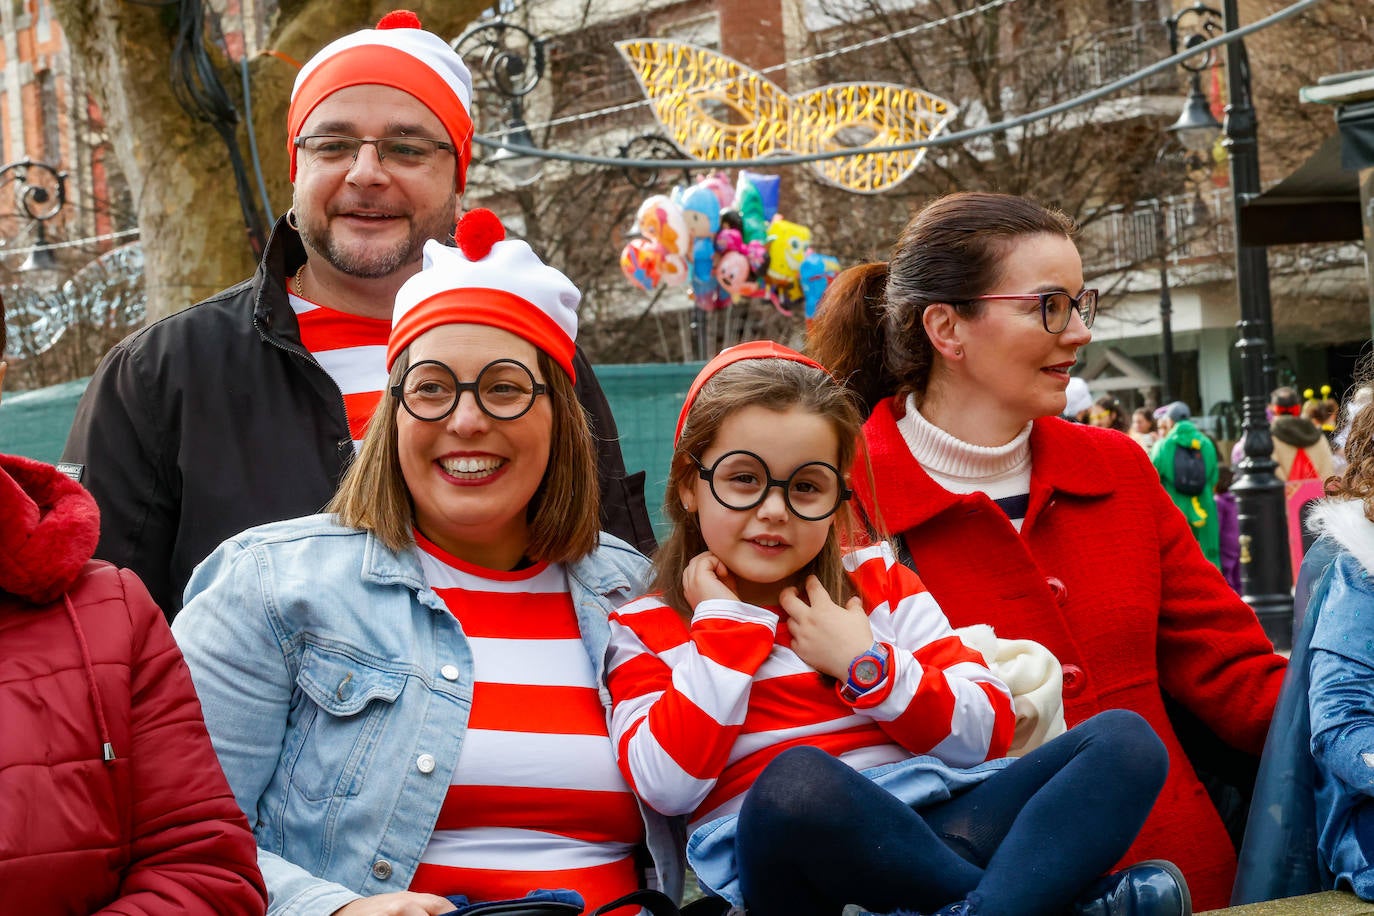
[808,191,1285,911]
[173,211,683,916]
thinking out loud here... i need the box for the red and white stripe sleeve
[842,545,1016,765]
[605,594,778,817]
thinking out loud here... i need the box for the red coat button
[1045,576,1068,603]
[1062,663,1086,697]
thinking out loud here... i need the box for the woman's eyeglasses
[973,289,1098,334]
[391,359,546,422]
[693,450,851,521]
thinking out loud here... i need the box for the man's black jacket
[62,217,656,618]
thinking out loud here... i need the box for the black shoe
[1072,860,1192,916]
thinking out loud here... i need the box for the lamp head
[487,117,543,186]
[1168,78,1222,152]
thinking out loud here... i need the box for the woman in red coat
[809,191,1285,911]
[0,301,266,913]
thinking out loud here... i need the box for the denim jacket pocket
[288,642,408,801]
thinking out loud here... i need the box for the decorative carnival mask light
[615,39,957,194]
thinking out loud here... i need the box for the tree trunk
[51,1,487,320]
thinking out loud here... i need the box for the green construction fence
[0,363,705,540]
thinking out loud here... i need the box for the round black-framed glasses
[973,288,1099,333]
[694,449,852,521]
[390,358,547,422]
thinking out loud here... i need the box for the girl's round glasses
[694,450,851,521]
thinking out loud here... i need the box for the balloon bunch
[620,170,840,319]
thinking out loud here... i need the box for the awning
[1238,133,1362,246]
[1337,99,1374,171]
[1239,72,1374,247]
[1080,347,1160,392]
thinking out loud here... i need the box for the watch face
[853,658,881,686]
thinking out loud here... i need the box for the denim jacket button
[440,665,460,681]
[416,753,437,774]
[372,859,393,880]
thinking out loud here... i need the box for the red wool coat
[0,453,266,914]
[858,399,1285,912]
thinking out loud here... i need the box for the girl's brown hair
[653,358,868,620]
[328,347,601,564]
[808,192,1076,414]
[1330,358,1374,522]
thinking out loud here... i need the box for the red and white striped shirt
[410,532,645,908]
[289,291,392,449]
[606,543,1015,829]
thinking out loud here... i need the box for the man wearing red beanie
[62,12,657,619]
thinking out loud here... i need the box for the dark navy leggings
[735,709,1167,916]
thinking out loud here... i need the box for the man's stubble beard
[299,198,457,281]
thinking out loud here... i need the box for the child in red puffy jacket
[0,297,266,914]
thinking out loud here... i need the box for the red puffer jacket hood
[0,453,99,605]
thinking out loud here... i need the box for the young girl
[605,341,1187,916]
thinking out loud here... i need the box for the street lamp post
[1165,2,1292,649]
[0,159,66,279]
[452,20,548,187]
[1152,199,1175,404]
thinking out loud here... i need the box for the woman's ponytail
[807,261,895,416]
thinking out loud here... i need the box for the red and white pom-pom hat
[388,209,580,380]
[288,10,474,188]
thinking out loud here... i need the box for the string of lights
[518,0,1019,134]
[473,0,1320,170]
[3,227,141,258]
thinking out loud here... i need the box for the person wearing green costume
[1151,401,1221,569]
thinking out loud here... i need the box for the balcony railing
[1079,187,1235,276]
[1060,21,1176,99]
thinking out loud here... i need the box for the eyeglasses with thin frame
[972,289,1099,333]
[693,449,852,521]
[391,359,547,422]
[294,134,455,172]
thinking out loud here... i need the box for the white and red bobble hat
[288,10,474,188]
[388,209,580,379]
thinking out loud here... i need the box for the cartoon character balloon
[741,171,781,222]
[732,176,769,245]
[620,238,667,291]
[765,217,813,296]
[714,250,763,300]
[636,195,690,259]
[618,172,841,313]
[697,172,735,211]
[673,183,726,305]
[799,249,841,320]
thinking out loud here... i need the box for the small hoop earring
[286,208,300,231]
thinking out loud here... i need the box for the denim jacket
[172,514,685,916]
[1306,499,1374,900]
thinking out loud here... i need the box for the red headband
[674,341,828,444]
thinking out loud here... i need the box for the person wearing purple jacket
[1214,464,1242,594]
